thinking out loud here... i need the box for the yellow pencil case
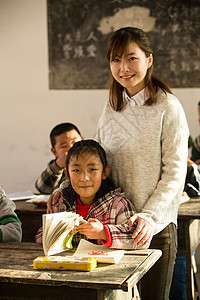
[33,256,97,271]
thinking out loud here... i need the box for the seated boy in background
[35,123,83,194]
[0,187,22,242]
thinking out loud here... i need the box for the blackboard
[47,0,200,89]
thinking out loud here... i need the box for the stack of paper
[7,190,37,201]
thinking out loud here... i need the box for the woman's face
[110,42,152,97]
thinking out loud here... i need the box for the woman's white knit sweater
[96,89,189,233]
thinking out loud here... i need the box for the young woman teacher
[47,27,189,300]
[95,27,189,300]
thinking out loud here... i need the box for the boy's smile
[68,152,108,205]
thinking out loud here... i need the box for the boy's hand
[128,215,153,248]
[56,153,67,168]
[75,218,107,241]
[47,191,61,213]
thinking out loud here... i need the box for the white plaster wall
[0,0,199,193]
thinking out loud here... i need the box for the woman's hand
[47,191,61,213]
[128,215,154,247]
[75,218,107,241]
[195,158,200,165]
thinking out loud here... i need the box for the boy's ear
[51,147,57,158]
[102,165,111,180]
[64,168,69,180]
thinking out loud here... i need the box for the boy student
[35,123,83,194]
[0,187,22,242]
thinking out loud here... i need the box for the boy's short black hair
[50,123,81,148]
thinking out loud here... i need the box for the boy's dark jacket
[184,158,200,197]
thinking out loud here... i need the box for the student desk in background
[178,197,200,300]
[0,242,161,300]
[15,200,46,242]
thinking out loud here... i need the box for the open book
[73,239,125,264]
[42,211,85,256]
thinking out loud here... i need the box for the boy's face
[68,152,110,205]
[51,129,82,158]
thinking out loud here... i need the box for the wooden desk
[178,197,200,300]
[15,200,46,242]
[0,242,161,300]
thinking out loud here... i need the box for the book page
[45,220,67,252]
[42,214,53,255]
[42,212,85,256]
[47,225,76,256]
[73,239,125,264]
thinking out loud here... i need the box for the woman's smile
[120,74,135,79]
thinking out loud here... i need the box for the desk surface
[0,242,161,293]
[17,196,200,219]
[15,200,46,214]
[16,196,200,217]
[178,197,200,219]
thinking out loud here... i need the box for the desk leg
[186,220,194,300]
[178,219,193,300]
[132,285,141,300]
[97,288,134,300]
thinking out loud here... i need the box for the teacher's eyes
[129,56,137,61]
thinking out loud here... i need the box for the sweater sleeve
[103,195,147,249]
[136,97,189,226]
[0,194,22,242]
[35,160,65,194]
[0,216,22,242]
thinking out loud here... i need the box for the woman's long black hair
[107,27,173,111]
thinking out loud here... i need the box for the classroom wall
[0,0,200,193]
